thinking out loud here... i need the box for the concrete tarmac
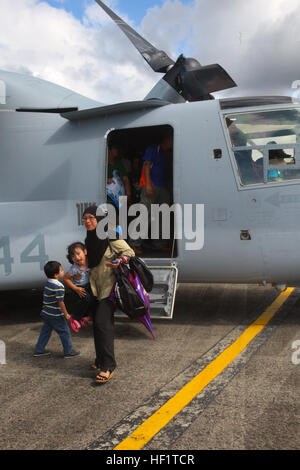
[0,283,299,450]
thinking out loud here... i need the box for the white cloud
[141,0,300,97]
[185,0,300,97]
[0,0,157,104]
[1,0,300,105]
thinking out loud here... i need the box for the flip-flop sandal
[95,370,115,384]
[90,364,100,370]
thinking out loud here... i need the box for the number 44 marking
[0,234,49,276]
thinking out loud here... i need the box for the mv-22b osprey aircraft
[1,0,300,318]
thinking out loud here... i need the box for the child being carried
[64,242,97,332]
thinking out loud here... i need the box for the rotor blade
[94,0,174,73]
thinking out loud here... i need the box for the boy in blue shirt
[34,261,80,358]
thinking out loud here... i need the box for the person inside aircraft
[107,143,132,209]
[267,142,291,181]
[82,205,135,385]
[227,118,263,184]
[268,140,300,180]
[132,132,173,253]
[129,153,143,204]
[119,151,132,177]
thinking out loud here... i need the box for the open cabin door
[115,260,178,319]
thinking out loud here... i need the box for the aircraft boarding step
[115,261,178,319]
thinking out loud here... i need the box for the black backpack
[129,257,154,292]
[113,264,148,319]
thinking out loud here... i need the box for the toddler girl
[64,242,97,332]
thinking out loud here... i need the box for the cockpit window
[225,109,300,185]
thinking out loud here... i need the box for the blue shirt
[268,169,283,180]
[143,145,171,188]
[42,279,65,317]
[67,264,90,286]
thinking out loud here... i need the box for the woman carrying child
[82,205,135,385]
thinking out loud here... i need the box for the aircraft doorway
[106,125,177,259]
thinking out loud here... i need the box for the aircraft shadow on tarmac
[1,285,300,331]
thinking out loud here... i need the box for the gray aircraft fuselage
[1,70,300,290]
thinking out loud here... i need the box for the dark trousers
[93,298,116,372]
[65,285,97,321]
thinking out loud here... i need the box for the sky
[1,0,300,104]
[42,0,192,24]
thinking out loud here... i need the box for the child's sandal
[70,317,81,333]
[80,316,90,327]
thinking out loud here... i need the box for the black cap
[267,142,289,159]
[83,205,108,223]
[83,205,97,217]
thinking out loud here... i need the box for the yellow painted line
[115,287,294,450]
